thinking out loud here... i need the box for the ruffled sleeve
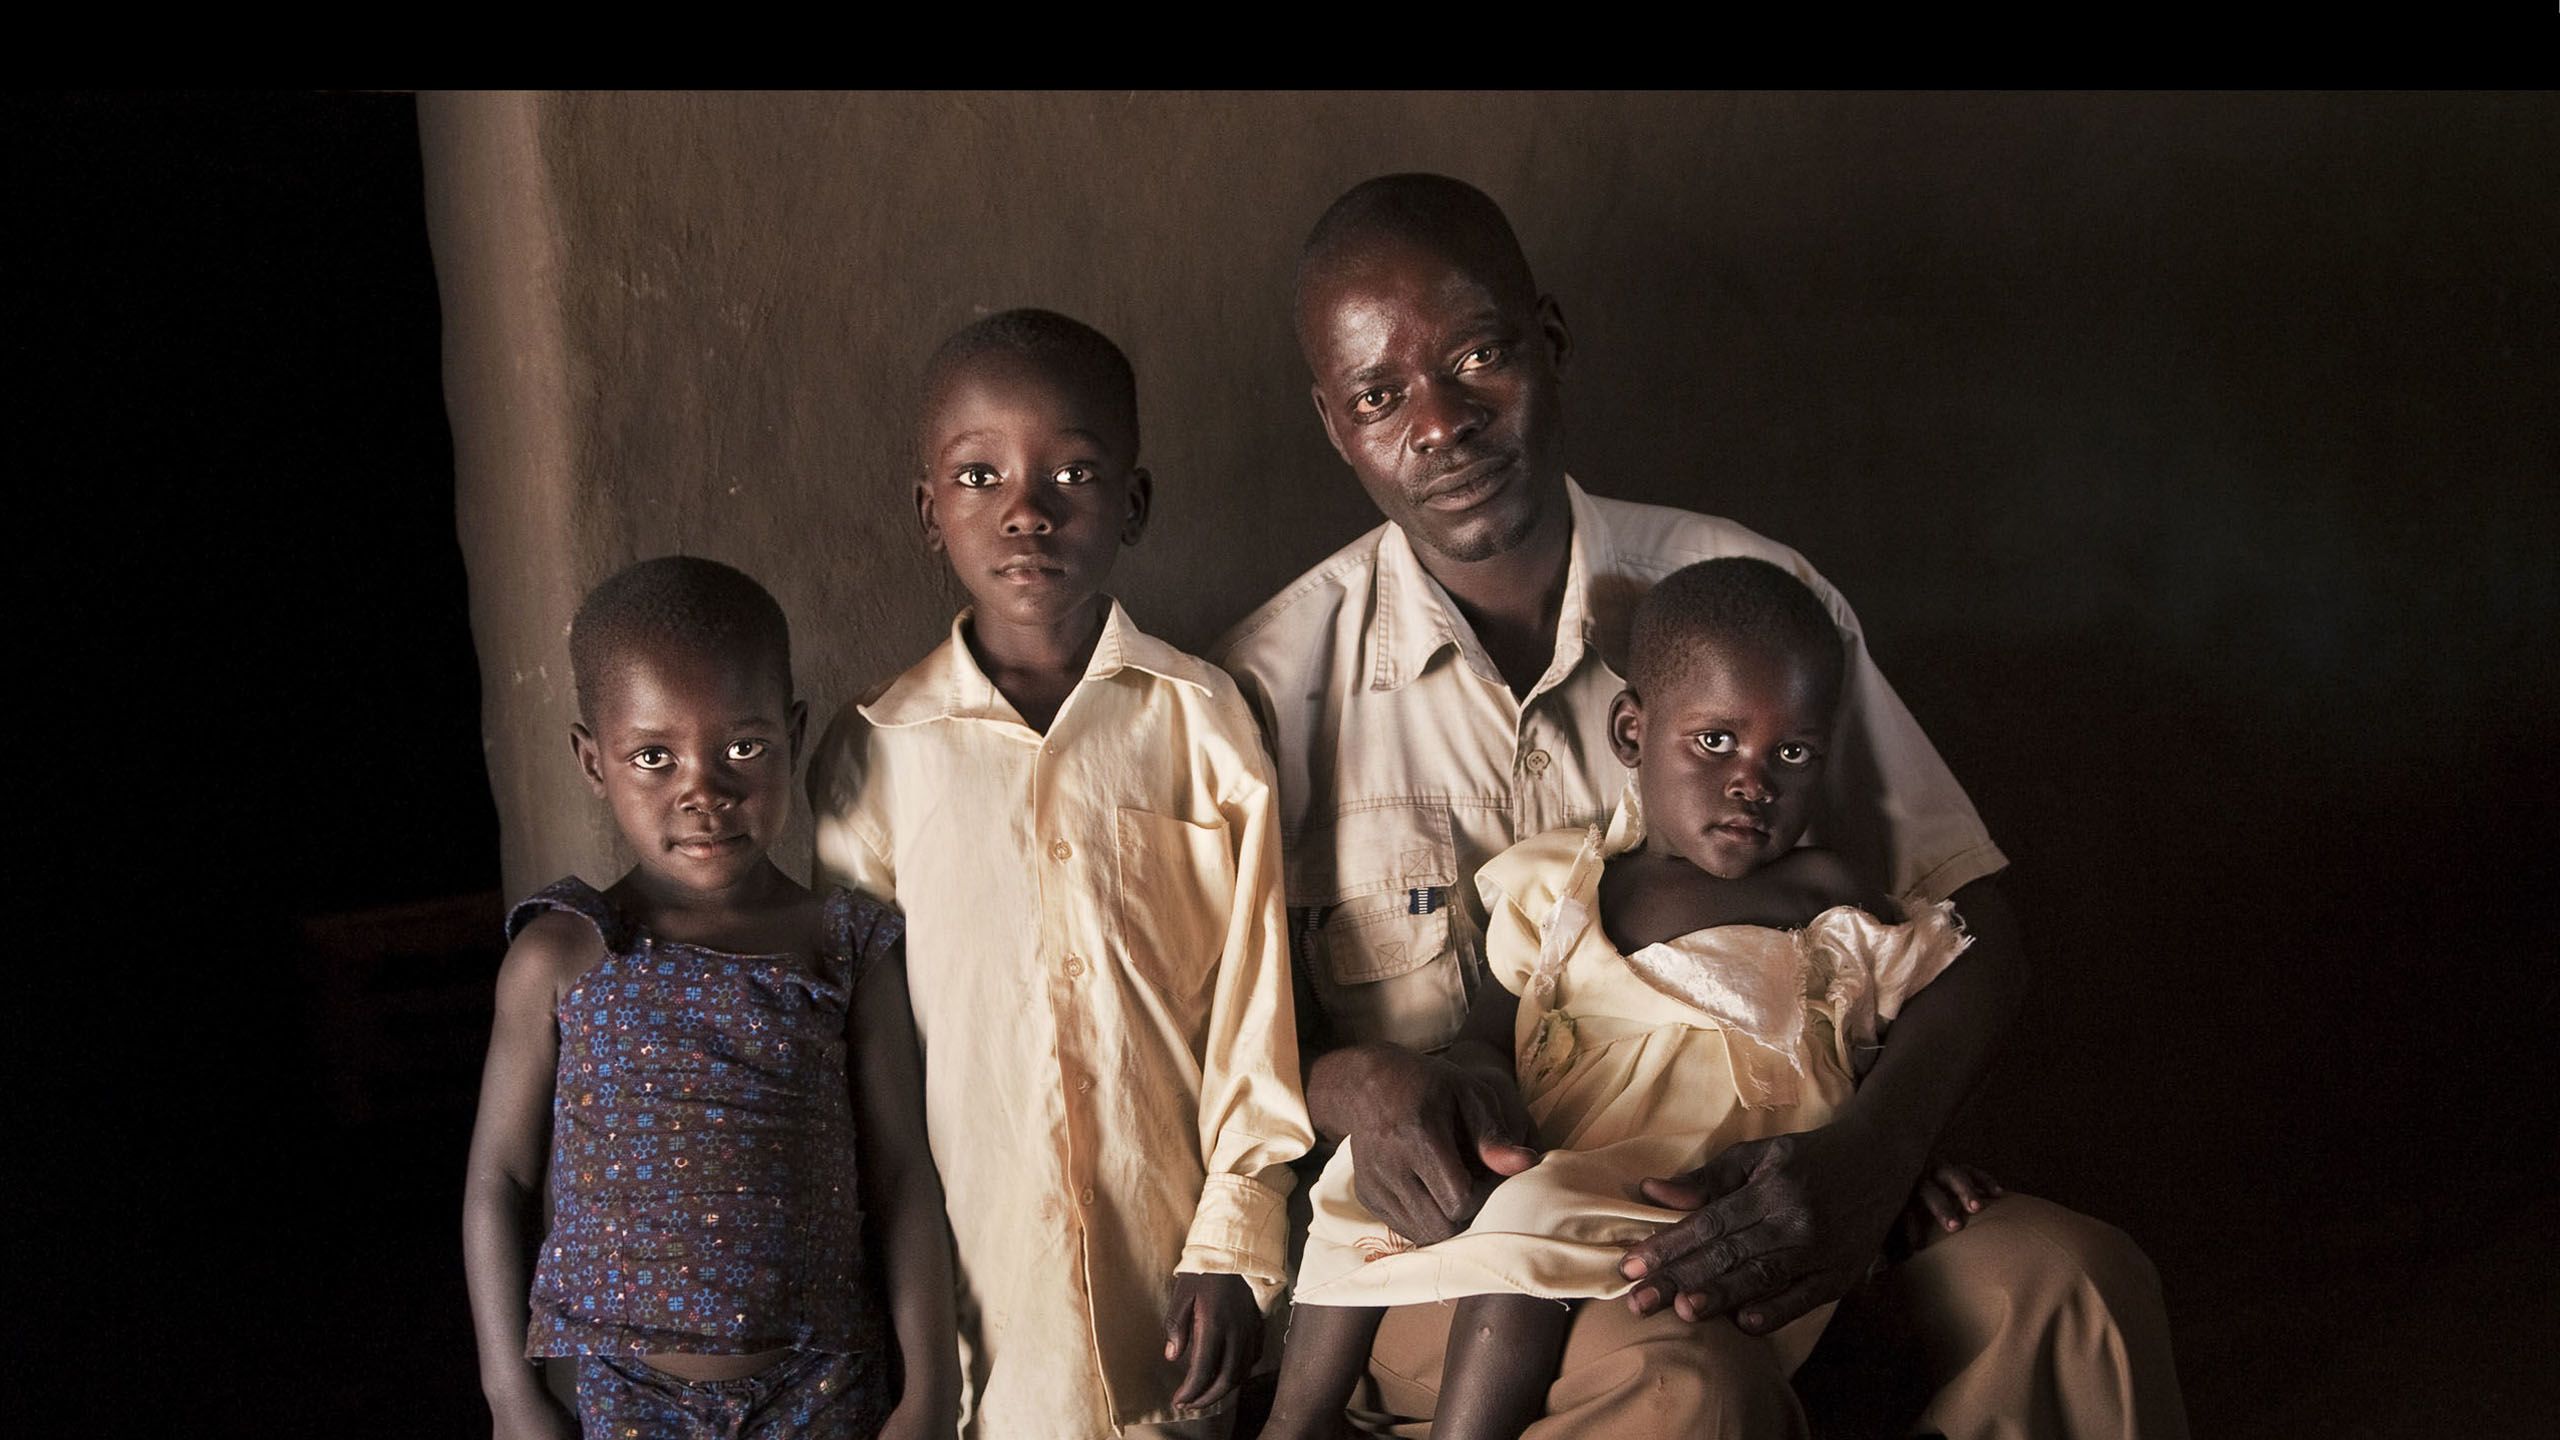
[1799,899,1971,1074]
[1471,826,1596,998]
[822,887,905,992]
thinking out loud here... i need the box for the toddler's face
[575,643,802,892]
[916,353,1148,632]
[1620,638,1838,881]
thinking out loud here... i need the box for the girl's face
[571,642,805,895]
[1610,638,1839,880]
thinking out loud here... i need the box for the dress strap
[506,877,631,951]
[823,887,906,989]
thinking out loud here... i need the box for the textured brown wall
[422,90,2553,918]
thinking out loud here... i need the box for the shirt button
[1062,953,1086,978]
[1049,839,1073,861]
[1075,1076,1094,1094]
[1080,1186,1097,1207]
[1524,749,1551,776]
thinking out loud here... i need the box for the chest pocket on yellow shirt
[1114,807,1235,1003]
[1288,802,1469,1053]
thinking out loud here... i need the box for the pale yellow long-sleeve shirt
[809,601,1312,1438]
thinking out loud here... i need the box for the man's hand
[1309,1041,1538,1245]
[1617,1119,1912,1333]
[1164,1272,1263,1413]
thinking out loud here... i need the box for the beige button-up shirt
[1213,479,2006,1056]
[809,602,1312,1437]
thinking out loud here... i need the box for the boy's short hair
[1628,557,1844,701]
[921,307,1139,460]
[569,556,791,717]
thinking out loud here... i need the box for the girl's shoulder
[507,876,633,952]
[820,886,906,984]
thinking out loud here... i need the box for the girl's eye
[633,747,674,771]
[727,739,768,762]
[1458,344,1502,371]
[1777,742,1814,766]
[1351,387,1395,417]
[954,464,999,489]
[1694,732,1735,756]
[1052,464,1094,486]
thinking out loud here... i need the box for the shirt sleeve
[1176,723,1316,1304]
[1799,572,2009,904]
[807,704,897,902]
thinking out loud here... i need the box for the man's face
[1300,236,1570,566]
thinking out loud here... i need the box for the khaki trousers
[1346,1195,2189,1440]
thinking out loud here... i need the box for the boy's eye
[726,739,768,762]
[632,747,674,771]
[1051,464,1094,486]
[1457,344,1503,372]
[1777,742,1816,767]
[1694,732,1735,756]
[954,464,999,489]
[1350,386,1395,417]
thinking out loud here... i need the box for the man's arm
[1619,874,2024,1328]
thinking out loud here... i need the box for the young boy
[808,310,1313,1438]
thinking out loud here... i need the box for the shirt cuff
[1178,1171,1293,1306]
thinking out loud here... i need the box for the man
[1215,173,2186,1438]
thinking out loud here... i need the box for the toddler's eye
[632,747,674,771]
[1051,464,1094,486]
[1351,387,1395,417]
[726,739,768,762]
[1777,742,1815,767]
[954,464,999,489]
[1458,344,1503,371]
[1694,732,1735,755]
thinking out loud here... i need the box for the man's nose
[1408,377,1487,454]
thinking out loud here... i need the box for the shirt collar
[1367,475,1608,695]
[859,597,1208,728]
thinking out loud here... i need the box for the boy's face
[1299,233,1570,566]
[571,641,805,894]
[916,352,1150,632]
[1608,638,1838,880]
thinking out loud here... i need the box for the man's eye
[1351,387,1395,417]
[632,747,674,771]
[727,739,768,761]
[1052,464,1094,486]
[1458,344,1503,371]
[954,465,999,488]
[1777,742,1815,766]
[1694,732,1735,755]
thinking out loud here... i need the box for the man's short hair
[569,555,792,717]
[920,307,1139,460]
[1627,557,1844,702]
[1295,173,1539,330]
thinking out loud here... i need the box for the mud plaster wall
[422,91,2554,920]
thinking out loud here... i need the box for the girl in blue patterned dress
[465,557,956,1440]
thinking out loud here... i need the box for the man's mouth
[1417,453,1517,510]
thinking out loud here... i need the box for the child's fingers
[1162,1292,1193,1362]
[1915,1178,1967,1234]
[1941,1163,2002,1214]
[1169,1307,1223,1409]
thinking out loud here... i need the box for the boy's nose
[1725,763,1775,805]
[680,772,742,812]
[1001,482,1060,535]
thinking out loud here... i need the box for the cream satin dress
[1294,788,1969,1366]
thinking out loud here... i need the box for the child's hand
[1163,1271,1262,1414]
[1903,1157,2003,1247]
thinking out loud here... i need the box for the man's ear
[1309,382,1351,465]
[570,720,608,796]
[1606,688,1644,769]
[1121,467,1154,546]
[787,699,809,765]
[914,476,944,553]
[1536,294,1573,378]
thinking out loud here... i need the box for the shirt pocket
[1287,801,1469,1053]
[1114,807,1235,1005]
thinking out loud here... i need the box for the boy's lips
[995,554,1069,582]
[672,833,748,855]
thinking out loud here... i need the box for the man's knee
[1537,1302,1807,1439]
[1930,1194,2166,1325]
